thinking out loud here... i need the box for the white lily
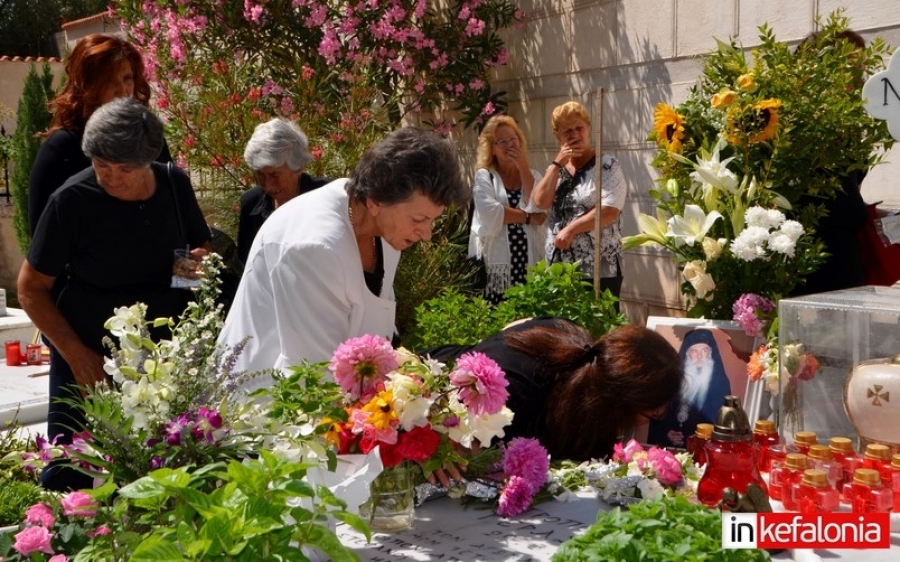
[667,205,722,247]
[623,208,671,249]
[690,138,739,194]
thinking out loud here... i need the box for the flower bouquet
[321,335,552,523]
[554,439,701,507]
[624,12,894,318]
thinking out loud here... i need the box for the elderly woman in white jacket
[469,115,546,303]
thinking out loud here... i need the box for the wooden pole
[593,88,604,299]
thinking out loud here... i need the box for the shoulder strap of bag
[167,162,186,242]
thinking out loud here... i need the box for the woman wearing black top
[426,317,684,461]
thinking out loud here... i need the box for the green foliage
[80,452,370,561]
[407,261,627,351]
[11,63,54,253]
[553,496,771,561]
[0,477,44,527]
[0,0,108,57]
[395,206,484,342]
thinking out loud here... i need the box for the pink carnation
[501,438,549,492]
[13,525,55,556]
[648,446,684,486]
[60,491,98,517]
[496,475,535,517]
[24,503,55,528]
[449,352,508,416]
[329,334,398,400]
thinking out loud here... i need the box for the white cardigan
[219,180,400,391]
[468,167,546,295]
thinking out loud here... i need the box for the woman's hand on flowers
[428,461,464,489]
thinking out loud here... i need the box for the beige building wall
[493,0,900,325]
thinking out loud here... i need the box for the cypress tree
[11,63,55,253]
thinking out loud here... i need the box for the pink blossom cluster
[496,438,550,517]
[612,439,684,487]
[732,292,776,338]
[12,493,109,559]
[329,334,399,400]
[449,352,509,416]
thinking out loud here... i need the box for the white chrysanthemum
[779,220,804,242]
[744,206,770,228]
[767,232,797,257]
[764,209,786,229]
[730,226,770,261]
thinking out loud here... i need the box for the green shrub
[0,477,45,527]
[408,260,627,351]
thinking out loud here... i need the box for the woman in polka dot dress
[469,115,547,303]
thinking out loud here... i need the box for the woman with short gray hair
[219,127,469,388]
[18,97,210,491]
[237,118,329,264]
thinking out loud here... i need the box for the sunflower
[652,102,685,152]
[725,99,783,145]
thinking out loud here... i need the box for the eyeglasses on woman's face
[494,136,519,148]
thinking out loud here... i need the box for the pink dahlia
[501,438,549,492]
[449,352,508,416]
[329,334,398,399]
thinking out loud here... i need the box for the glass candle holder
[795,469,840,513]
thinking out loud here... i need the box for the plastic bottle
[862,443,893,487]
[794,469,840,513]
[686,422,713,465]
[793,431,818,455]
[829,436,862,501]
[842,468,893,513]
[772,453,808,510]
[891,454,900,513]
[806,444,842,492]
[753,420,780,473]
[697,396,767,507]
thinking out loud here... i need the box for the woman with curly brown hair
[28,34,171,233]
[426,317,684,461]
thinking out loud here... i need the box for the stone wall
[493,0,900,324]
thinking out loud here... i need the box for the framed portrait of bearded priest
[634,317,765,450]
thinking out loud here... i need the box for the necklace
[348,201,378,262]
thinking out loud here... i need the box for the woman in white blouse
[469,115,546,303]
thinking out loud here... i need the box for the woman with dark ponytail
[426,317,684,461]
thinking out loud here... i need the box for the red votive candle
[5,340,21,366]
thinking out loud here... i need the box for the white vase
[844,355,900,451]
